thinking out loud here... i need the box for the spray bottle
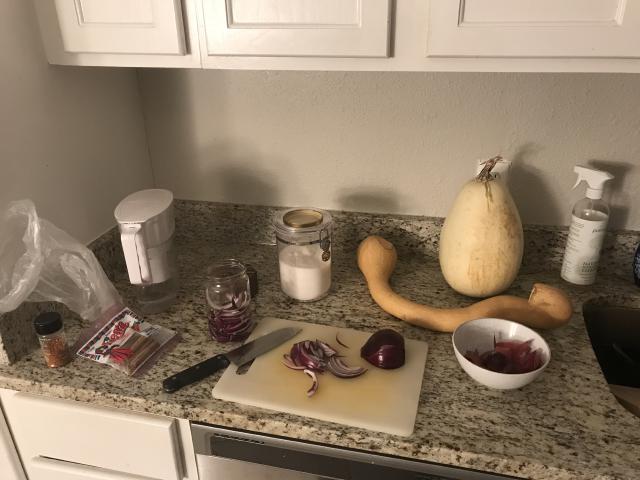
[561,165,614,285]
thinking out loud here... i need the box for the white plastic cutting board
[213,317,428,436]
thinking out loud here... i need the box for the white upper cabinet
[53,0,186,55]
[32,0,640,71]
[427,0,640,58]
[199,0,391,57]
[34,0,201,67]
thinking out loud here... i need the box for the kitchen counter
[0,201,638,480]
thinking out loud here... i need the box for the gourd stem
[477,155,503,182]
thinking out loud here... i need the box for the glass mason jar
[273,208,333,302]
[205,259,254,343]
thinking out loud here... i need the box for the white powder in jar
[278,244,331,301]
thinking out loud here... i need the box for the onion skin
[357,236,573,333]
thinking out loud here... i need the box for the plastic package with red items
[76,306,177,376]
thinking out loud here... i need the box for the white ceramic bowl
[452,318,550,390]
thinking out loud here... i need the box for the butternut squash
[357,235,573,333]
[439,156,524,297]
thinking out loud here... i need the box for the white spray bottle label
[561,213,608,285]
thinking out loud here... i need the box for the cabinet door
[2,393,183,480]
[428,0,640,58]
[0,405,26,480]
[53,0,186,54]
[201,0,391,57]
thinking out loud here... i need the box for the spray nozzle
[572,165,614,200]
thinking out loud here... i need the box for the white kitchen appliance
[114,189,178,314]
[191,424,513,480]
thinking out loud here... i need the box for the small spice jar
[206,259,254,343]
[34,312,71,368]
[274,208,333,302]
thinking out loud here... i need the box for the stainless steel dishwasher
[192,423,517,480]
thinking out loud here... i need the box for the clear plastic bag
[0,200,178,376]
[76,306,178,376]
[0,199,121,321]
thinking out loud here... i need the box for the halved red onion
[304,369,318,397]
[360,329,405,369]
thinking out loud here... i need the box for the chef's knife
[162,327,301,393]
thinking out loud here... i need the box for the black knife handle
[162,354,230,393]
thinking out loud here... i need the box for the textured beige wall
[0,0,152,243]
[139,69,640,230]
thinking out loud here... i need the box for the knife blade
[162,327,301,393]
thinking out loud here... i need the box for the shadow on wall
[200,142,282,206]
[336,187,401,213]
[588,159,634,230]
[509,143,563,226]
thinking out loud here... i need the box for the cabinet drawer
[3,393,183,480]
[28,457,155,480]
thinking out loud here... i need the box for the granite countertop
[0,203,638,480]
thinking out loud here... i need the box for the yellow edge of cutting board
[212,317,429,437]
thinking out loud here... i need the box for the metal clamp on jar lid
[273,208,333,302]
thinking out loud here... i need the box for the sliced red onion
[465,338,544,374]
[208,307,254,342]
[290,342,325,371]
[317,340,337,357]
[282,354,306,370]
[304,369,318,397]
[361,329,405,369]
[327,356,366,378]
[286,339,367,395]
[335,332,349,349]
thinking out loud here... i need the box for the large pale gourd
[439,157,523,298]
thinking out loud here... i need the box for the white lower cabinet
[28,457,155,480]
[0,390,198,480]
[0,399,26,480]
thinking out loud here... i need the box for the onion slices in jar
[283,338,366,397]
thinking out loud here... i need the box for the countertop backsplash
[172,199,639,278]
[0,199,638,366]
